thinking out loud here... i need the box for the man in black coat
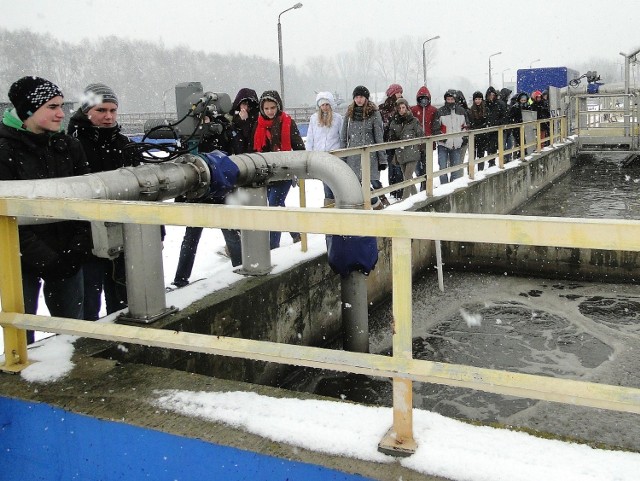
[484,86,507,164]
[67,83,140,320]
[0,76,91,343]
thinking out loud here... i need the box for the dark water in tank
[513,152,640,219]
[278,153,640,448]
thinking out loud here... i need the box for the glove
[41,252,81,280]
[291,175,299,187]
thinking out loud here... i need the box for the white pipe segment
[230,151,366,209]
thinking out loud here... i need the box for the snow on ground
[6,148,632,481]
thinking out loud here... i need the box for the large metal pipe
[230,151,370,352]
[1,150,373,351]
[0,154,210,323]
[230,151,365,208]
[1,154,210,220]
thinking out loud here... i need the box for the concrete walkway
[0,339,451,481]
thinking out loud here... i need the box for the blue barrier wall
[0,397,374,481]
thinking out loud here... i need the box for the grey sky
[1,0,638,90]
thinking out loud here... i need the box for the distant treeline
[0,28,628,113]
[0,28,440,112]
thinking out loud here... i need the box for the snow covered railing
[2,198,640,456]
[329,115,568,208]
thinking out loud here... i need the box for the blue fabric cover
[200,150,240,202]
[326,235,378,277]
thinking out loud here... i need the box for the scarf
[253,112,292,152]
[352,105,364,122]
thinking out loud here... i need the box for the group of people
[352,83,553,190]
[0,74,552,336]
[0,76,138,342]
[0,75,313,332]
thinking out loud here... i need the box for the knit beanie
[386,83,403,97]
[472,91,484,100]
[8,76,64,121]
[81,83,118,113]
[395,98,410,109]
[352,85,370,99]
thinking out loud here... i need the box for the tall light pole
[162,87,173,117]
[488,51,502,87]
[278,2,303,108]
[529,58,541,69]
[501,68,511,89]
[422,35,440,86]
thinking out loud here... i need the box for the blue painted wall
[0,397,374,481]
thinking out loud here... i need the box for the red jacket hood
[416,86,432,100]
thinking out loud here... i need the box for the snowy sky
[3,144,640,479]
[1,0,639,87]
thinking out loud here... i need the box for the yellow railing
[330,116,567,208]
[1,195,639,455]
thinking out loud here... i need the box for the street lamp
[277,2,303,108]
[422,35,440,86]
[501,68,511,89]
[488,51,502,87]
[529,58,541,68]
[162,87,173,117]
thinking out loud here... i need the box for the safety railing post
[361,149,371,210]
[468,132,475,180]
[426,142,434,196]
[536,120,543,152]
[0,216,30,372]
[549,117,555,145]
[378,237,416,456]
[498,127,504,168]
[297,179,308,252]
[519,125,526,158]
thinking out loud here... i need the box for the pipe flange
[177,154,212,199]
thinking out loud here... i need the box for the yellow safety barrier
[1,196,640,456]
[330,116,568,207]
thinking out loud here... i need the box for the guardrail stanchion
[361,149,372,210]
[468,132,475,180]
[498,127,504,168]
[0,215,30,373]
[378,237,416,456]
[426,142,434,196]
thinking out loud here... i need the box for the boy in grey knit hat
[80,83,118,113]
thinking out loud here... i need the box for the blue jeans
[505,131,515,161]
[369,179,384,206]
[267,180,299,249]
[437,145,462,184]
[83,256,127,320]
[174,226,242,287]
[22,269,84,343]
[323,183,334,200]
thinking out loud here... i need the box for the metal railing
[568,93,639,150]
[1,186,639,456]
[329,116,568,209]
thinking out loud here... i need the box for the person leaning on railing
[387,98,424,200]
[506,92,531,159]
[484,86,507,164]
[340,85,388,210]
[410,86,438,191]
[530,90,551,147]
[432,89,469,185]
[468,91,489,170]
[68,83,141,320]
[0,76,91,343]
[305,91,343,207]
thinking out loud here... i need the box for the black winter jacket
[0,118,92,279]
[67,110,140,172]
